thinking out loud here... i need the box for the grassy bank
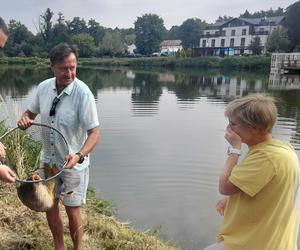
[0,183,177,250]
[0,55,271,71]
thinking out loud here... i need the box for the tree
[248,36,262,55]
[4,20,35,56]
[100,30,126,56]
[283,1,300,51]
[88,19,105,46]
[178,18,207,48]
[71,33,95,57]
[39,8,54,44]
[67,17,87,35]
[266,26,290,53]
[216,15,234,22]
[134,14,166,55]
[240,10,251,18]
[167,25,180,40]
[52,12,71,46]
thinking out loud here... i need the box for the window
[211,39,215,47]
[231,30,236,36]
[206,32,210,35]
[242,29,247,35]
[202,40,206,47]
[221,30,226,36]
[230,38,234,47]
[221,39,225,47]
[241,38,245,47]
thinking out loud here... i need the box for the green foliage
[0,124,42,179]
[167,25,180,40]
[283,1,300,51]
[216,15,234,22]
[100,30,126,56]
[67,17,88,35]
[248,37,263,55]
[240,7,284,18]
[71,33,96,57]
[134,14,166,55]
[178,18,207,48]
[266,26,290,53]
[88,19,105,46]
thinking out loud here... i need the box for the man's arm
[65,126,100,168]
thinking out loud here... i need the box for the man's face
[51,52,77,87]
[0,29,8,48]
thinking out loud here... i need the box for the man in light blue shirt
[18,43,100,250]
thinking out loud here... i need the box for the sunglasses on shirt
[49,97,60,116]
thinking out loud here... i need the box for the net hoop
[0,122,69,184]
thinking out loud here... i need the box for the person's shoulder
[38,77,55,88]
[36,78,55,93]
[74,78,93,95]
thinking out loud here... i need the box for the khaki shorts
[40,163,89,207]
[56,167,89,207]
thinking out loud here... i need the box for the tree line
[1,1,300,58]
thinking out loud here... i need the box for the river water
[0,65,299,249]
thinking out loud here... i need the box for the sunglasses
[49,97,61,116]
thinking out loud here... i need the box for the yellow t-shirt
[217,139,300,250]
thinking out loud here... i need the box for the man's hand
[225,126,242,148]
[64,154,81,169]
[0,142,6,158]
[18,110,37,130]
[18,115,33,130]
[0,165,16,183]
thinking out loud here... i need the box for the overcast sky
[1,0,297,33]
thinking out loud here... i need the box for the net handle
[0,122,70,184]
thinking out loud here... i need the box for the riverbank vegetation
[0,55,271,71]
[0,184,177,249]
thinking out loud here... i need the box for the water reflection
[269,72,300,90]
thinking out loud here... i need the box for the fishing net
[0,122,69,183]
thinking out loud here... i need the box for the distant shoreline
[0,55,271,71]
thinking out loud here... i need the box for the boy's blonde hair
[225,94,277,133]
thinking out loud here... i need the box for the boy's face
[0,29,8,48]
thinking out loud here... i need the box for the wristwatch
[75,152,85,164]
[227,146,241,156]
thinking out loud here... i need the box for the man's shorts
[56,167,89,207]
[40,163,89,207]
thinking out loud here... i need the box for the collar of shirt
[52,78,76,97]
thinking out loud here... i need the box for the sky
[0,0,297,33]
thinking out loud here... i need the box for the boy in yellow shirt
[204,94,300,250]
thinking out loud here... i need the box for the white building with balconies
[197,16,285,56]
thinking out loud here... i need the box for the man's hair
[0,17,9,36]
[225,93,277,133]
[49,43,79,64]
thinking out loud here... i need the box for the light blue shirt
[28,77,99,171]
